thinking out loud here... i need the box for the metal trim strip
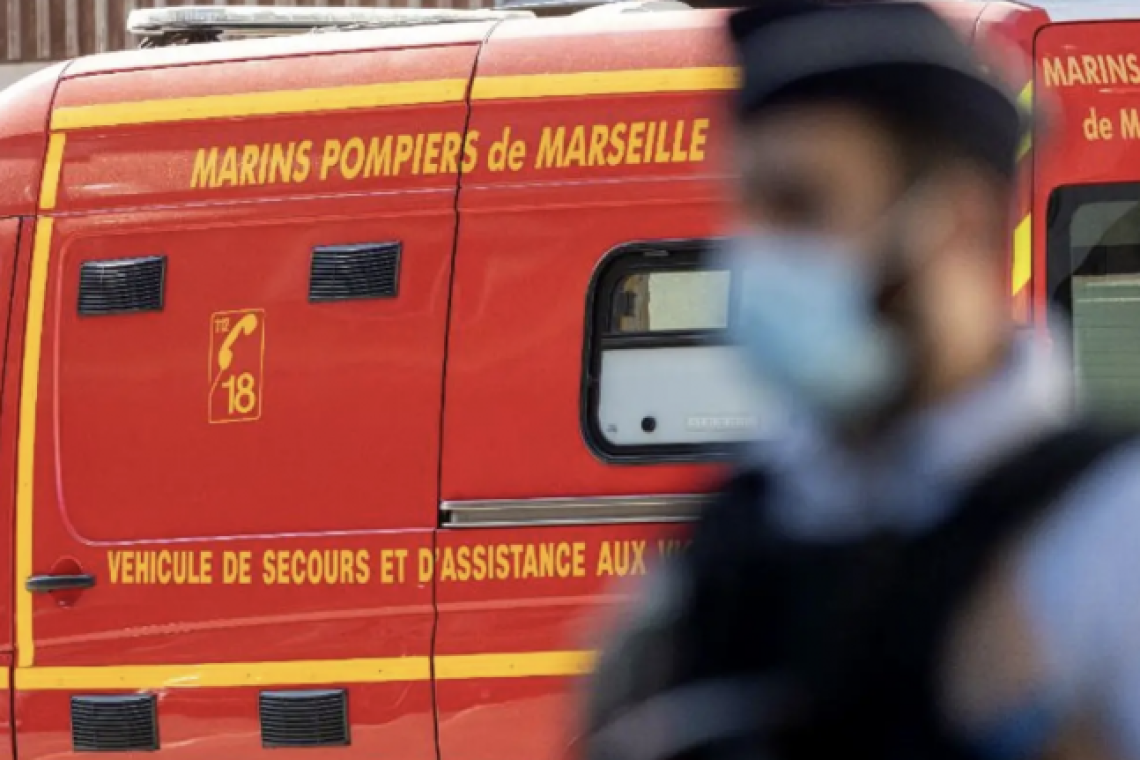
[440,494,705,527]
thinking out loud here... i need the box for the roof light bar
[127,5,533,39]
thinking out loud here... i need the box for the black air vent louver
[78,256,166,316]
[260,689,350,748]
[309,243,401,302]
[71,694,159,752]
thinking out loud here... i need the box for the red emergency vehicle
[0,1,1136,759]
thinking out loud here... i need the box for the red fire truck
[0,2,1137,760]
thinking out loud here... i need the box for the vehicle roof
[57,0,1082,86]
[20,0,1140,85]
[48,9,732,122]
[62,19,496,80]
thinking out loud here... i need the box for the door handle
[26,574,96,593]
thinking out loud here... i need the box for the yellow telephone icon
[217,314,259,372]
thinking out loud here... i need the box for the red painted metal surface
[0,221,26,760]
[19,199,445,759]
[0,219,20,655]
[17,25,482,760]
[56,26,489,107]
[975,4,1049,322]
[1032,21,1138,314]
[53,36,481,212]
[435,524,692,760]
[436,17,732,756]
[442,11,734,502]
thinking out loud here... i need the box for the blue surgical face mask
[720,231,909,426]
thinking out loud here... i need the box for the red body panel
[15,29,482,760]
[52,39,480,212]
[19,202,445,760]
[0,222,25,760]
[974,4,1049,320]
[435,524,689,760]
[0,219,21,655]
[434,14,731,760]
[1032,21,1139,315]
[442,12,733,501]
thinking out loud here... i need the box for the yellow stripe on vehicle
[1018,80,1033,111]
[17,135,68,668]
[435,650,595,679]
[51,67,737,132]
[1017,81,1033,161]
[1012,213,1032,297]
[1012,80,1033,301]
[38,134,67,211]
[51,78,469,131]
[470,66,737,101]
[19,657,431,691]
[1017,129,1032,161]
[16,651,594,691]
[16,216,56,670]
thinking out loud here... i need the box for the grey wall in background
[0,61,47,90]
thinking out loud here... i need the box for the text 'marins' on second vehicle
[0,1,1136,760]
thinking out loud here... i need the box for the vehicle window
[609,269,732,333]
[584,242,783,462]
[1047,183,1140,421]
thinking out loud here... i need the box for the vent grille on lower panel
[260,689,350,748]
[78,256,167,316]
[309,243,401,302]
[71,694,159,752]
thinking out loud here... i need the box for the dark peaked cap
[727,0,1026,178]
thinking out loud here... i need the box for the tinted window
[583,242,783,462]
[1048,184,1140,420]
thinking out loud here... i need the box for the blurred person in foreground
[581,3,1140,760]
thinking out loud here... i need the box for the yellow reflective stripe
[470,66,737,100]
[19,657,430,691]
[434,650,594,679]
[16,651,592,691]
[1017,81,1033,161]
[1011,79,1033,299]
[52,67,738,131]
[17,134,68,669]
[52,78,469,131]
[38,134,67,211]
[16,216,59,670]
[1012,213,1032,297]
